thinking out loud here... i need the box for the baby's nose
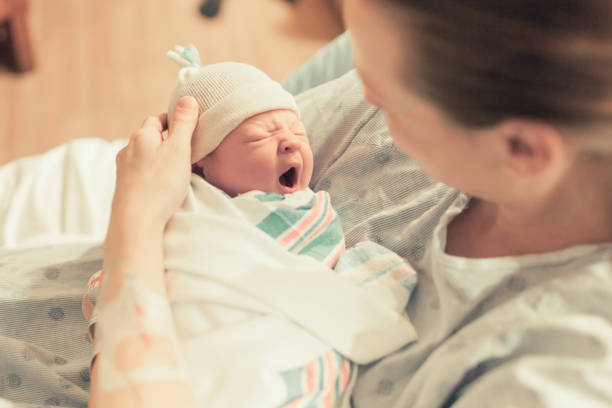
[278,135,300,153]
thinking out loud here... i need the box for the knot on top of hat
[166,44,202,69]
[166,44,300,164]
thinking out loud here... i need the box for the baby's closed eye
[246,134,271,143]
[242,128,271,142]
[290,125,307,137]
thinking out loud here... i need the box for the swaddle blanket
[84,175,418,407]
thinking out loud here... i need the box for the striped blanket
[238,189,346,269]
[83,175,418,407]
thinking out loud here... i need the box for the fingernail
[177,96,198,111]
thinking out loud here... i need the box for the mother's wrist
[110,199,167,234]
[104,208,165,277]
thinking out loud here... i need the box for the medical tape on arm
[93,273,189,393]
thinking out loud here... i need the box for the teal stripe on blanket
[256,195,318,239]
[334,355,342,402]
[288,193,331,252]
[280,367,305,404]
[278,350,349,407]
[257,212,294,240]
[301,357,326,408]
[254,192,285,202]
[297,216,344,262]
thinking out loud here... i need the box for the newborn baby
[165,45,313,197]
[83,45,419,408]
[191,108,311,196]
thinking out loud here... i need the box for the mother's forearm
[103,210,166,295]
[89,211,196,408]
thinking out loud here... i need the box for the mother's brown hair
[381,0,612,130]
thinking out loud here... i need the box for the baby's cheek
[303,151,315,184]
[235,162,272,192]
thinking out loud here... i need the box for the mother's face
[343,0,509,200]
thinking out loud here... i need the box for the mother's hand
[92,98,199,408]
[111,96,199,229]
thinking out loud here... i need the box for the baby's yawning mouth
[279,167,297,188]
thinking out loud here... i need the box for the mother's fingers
[131,115,165,147]
[168,96,199,147]
[159,113,168,132]
[141,115,164,133]
[158,113,169,141]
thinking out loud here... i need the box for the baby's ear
[191,160,205,178]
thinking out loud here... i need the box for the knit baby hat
[167,44,300,164]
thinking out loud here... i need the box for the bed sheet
[0,242,103,407]
[0,138,126,250]
[0,138,126,406]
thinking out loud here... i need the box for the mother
[90,0,612,406]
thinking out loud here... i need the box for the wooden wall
[0,0,344,164]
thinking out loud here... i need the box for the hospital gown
[295,70,612,408]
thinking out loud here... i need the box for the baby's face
[196,109,314,197]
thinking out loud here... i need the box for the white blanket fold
[164,176,418,365]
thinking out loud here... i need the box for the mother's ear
[499,119,566,178]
